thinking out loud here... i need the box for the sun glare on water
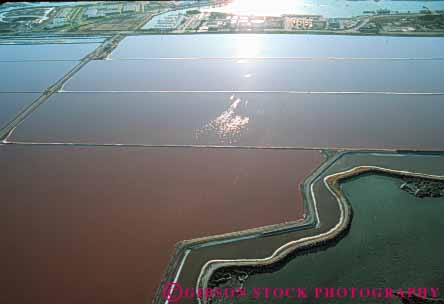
[210,0,309,16]
[235,35,263,57]
[195,95,250,144]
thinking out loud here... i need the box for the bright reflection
[205,0,309,16]
[195,95,250,144]
[235,35,262,58]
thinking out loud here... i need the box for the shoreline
[194,163,444,304]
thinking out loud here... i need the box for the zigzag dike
[194,163,444,304]
[154,151,444,304]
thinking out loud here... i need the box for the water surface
[242,173,444,303]
[64,59,444,93]
[205,0,444,17]
[9,92,444,150]
[0,145,321,304]
[173,152,444,304]
[0,61,77,92]
[111,34,444,59]
[0,43,99,61]
[0,93,39,129]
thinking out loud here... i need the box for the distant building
[251,17,265,30]
[84,8,103,18]
[47,8,73,28]
[359,22,379,33]
[376,9,391,15]
[143,11,185,30]
[123,3,139,13]
[103,5,122,15]
[328,18,341,29]
[264,16,283,29]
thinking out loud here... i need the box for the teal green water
[240,174,444,303]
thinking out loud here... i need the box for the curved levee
[195,165,444,304]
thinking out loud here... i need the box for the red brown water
[10,92,444,151]
[0,145,322,304]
